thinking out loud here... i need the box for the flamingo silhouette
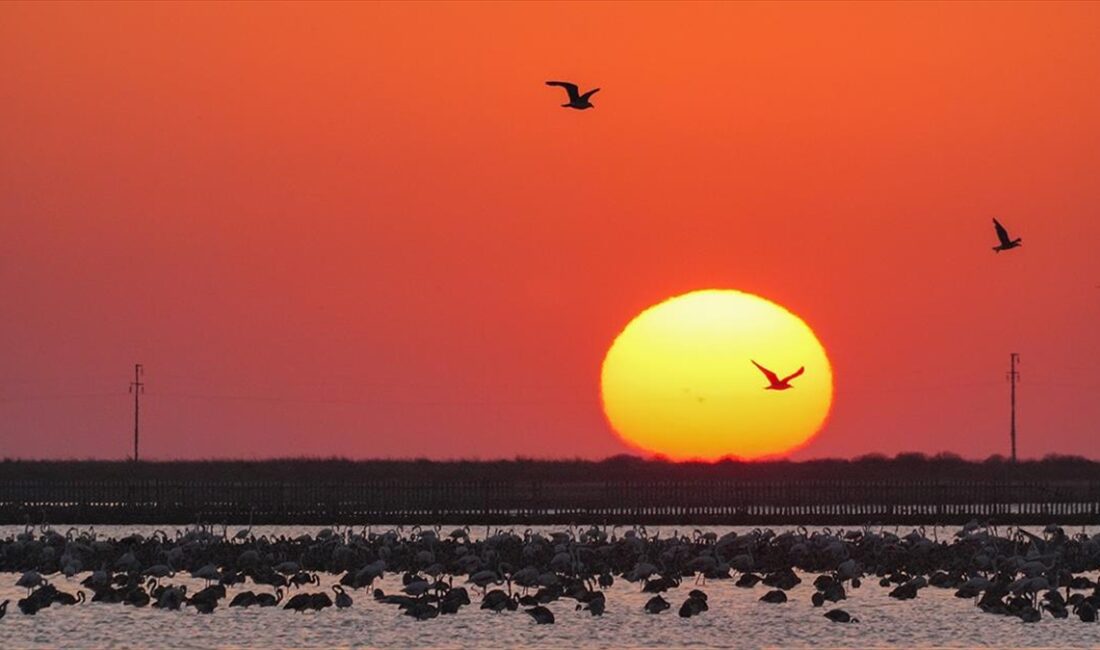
[333,585,352,609]
[825,608,858,623]
[992,218,1022,253]
[751,360,804,390]
[545,81,600,109]
[526,605,555,624]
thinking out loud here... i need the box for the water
[2,525,1098,649]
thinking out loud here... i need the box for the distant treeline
[2,453,1099,483]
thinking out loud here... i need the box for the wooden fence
[1,480,1098,525]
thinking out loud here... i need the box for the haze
[2,2,1099,460]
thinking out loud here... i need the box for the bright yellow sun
[600,289,833,460]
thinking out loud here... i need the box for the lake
[2,525,1097,648]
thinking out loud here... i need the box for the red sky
[2,1,1099,460]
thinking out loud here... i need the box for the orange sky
[2,1,1100,460]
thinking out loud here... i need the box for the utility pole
[1007,353,1019,463]
[129,364,144,461]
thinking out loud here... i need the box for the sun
[600,289,833,461]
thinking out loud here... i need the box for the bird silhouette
[545,81,599,109]
[824,608,858,623]
[526,605,555,624]
[751,360,804,390]
[992,218,1022,253]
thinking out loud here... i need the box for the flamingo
[440,587,471,614]
[525,605,555,624]
[228,591,257,608]
[825,608,858,623]
[283,592,312,612]
[190,564,220,587]
[258,589,284,607]
[53,590,85,606]
[16,571,46,595]
[644,594,670,614]
[678,590,709,617]
[308,592,333,611]
[760,589,788,603]
[332,585,353,609]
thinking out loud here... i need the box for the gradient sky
[2,1,1100,460]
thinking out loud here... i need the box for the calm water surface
[2,525,1098,649]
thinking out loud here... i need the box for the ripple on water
[3,524,1100,649]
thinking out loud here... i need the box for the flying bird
[992,218,1022,253]
[751,360,804,391]
[545,81,600,110]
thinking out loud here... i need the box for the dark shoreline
[4,453,1100,482]
[2,455,1099,526]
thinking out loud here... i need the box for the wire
[149,391,598,407]
[0,392,127,403]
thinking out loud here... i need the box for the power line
[1007,353,1020,463]
[129,364,144,462]
[0,392,125,403]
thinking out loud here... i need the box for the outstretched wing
[781,367,805,384]
[751,360,780,385]
[992,218,1011,246]
[545,81,580,102]
[579,87,601,101]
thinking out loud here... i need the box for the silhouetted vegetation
[2,453,1098,483]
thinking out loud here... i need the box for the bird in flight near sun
[751,360,805,391]
[992,218,1022,253]
[601,290,832,461]
[545,81,600,110]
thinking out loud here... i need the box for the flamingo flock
[2,521,1100,625]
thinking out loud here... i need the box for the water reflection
[1,525,1098,649]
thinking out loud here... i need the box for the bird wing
[751,360,780,385]
[579,88,601,101]
[545,81,581,102]
[993,218,1011,246]
[781,367,805,384]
